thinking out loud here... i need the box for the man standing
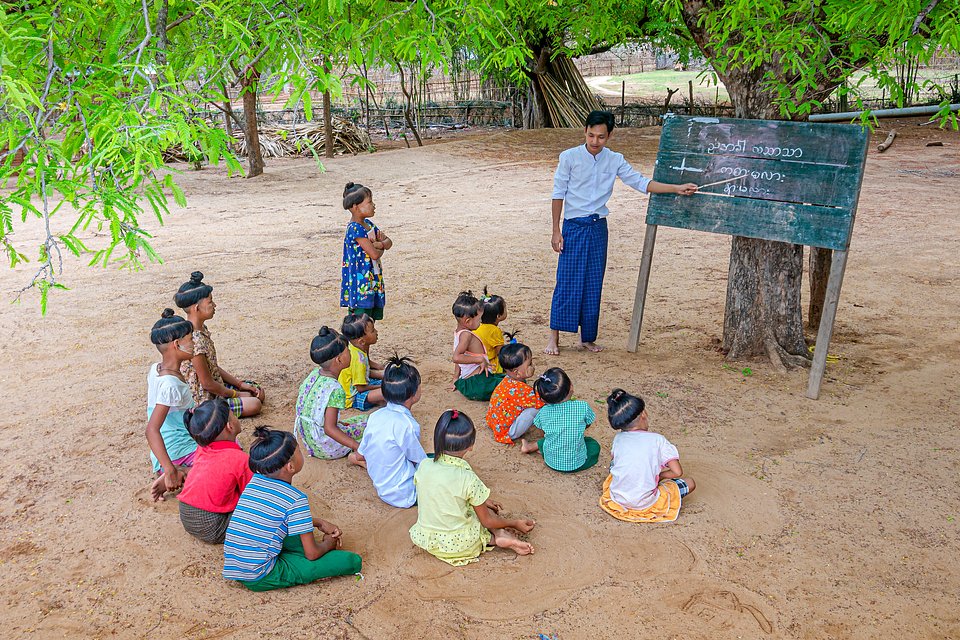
[546,111,698,355]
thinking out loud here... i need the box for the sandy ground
[1,120,959,639]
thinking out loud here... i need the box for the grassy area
[587,68,960,105]
[588,70,729,103]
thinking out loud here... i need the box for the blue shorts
[667,478,691,497]
[353,382,380,411]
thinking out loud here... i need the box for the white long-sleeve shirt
[551,145,651,219]
[358,402,427,508]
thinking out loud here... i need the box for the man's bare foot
[519,439,539,454]
[347,451,367,468]
[491,528,535,556]
[150,475,168,502]
[577,341,604,353]
[544,330,560,355]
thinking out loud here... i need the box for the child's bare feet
[512,518,536,534]
[150,475,168,501]
[347,451,367,468]
[491,528,535,556]
[519,439,539,454]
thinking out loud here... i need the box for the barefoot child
[485,343,545,445]
[338,313,385,410]
[452,291,504,401]
[147,309,198,502]
[178,399,252,543]
[341,182,391,321]
[521,367,601,473]
[358,356,427,508]
[294,327,367,466]
[474,288,508,374]
[176,271,264,417]
[600,389,696,523]
[410,410,536,565]
[223,427,362,591]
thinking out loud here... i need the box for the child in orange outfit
[485,343,545,445]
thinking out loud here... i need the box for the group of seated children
[144,255,695,593]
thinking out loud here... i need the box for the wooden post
[806,249,849,399]
[620,80,626,126]
[627,224,658,352]
[688,80,694,115]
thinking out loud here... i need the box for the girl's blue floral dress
[341,220,385,310]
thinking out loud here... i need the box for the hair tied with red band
[452,409,459,419]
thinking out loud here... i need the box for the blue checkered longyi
[549,215,608,343]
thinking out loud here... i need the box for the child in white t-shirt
[599,388,696,522]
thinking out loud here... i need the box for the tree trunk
[240,68,264,178]
[808,247,832,328]
[323,89,333,158]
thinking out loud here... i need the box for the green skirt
[455,373,505,402]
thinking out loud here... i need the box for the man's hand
[675,183,698,196]
[551,230,563,253]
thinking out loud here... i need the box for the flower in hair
[452,409,459,419]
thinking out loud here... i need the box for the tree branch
[912,0,941,34]
[166,11,195,32]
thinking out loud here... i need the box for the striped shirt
[222,474,314,582]
[534,400,596,471]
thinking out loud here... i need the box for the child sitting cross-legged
[178,399,252,544]
[294,327,367,466]
[599,388,696,523]
[223,426,362,591]
[358,355,427,508]
[521,367,601,473]
[485,343,545,445]
[338,312,385,410]
[451,291,504,401]
[410,410,536,566]
[474,288,508,374]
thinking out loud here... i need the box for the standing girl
[175,271,264,417]
[600,389,696,523]
[223,427,362,591]
[294,327,367,466]
[341,182,391,321]
[146,309,198,502]
[521,367,601,473]
[409,410,536,566]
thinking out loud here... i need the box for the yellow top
[409,455,492,565]
[473,323,505,374]
[337,343,369,409]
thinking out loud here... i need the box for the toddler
[338,312,385,410]
[452,291,504,401]
[485,343,545,445]
[521,367,601,473]
[474,288,507,374]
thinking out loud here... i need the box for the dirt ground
[1,119,958,639]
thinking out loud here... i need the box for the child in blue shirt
[223,426,361,591]
[358,356,427,507]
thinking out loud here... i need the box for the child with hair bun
[341,182,391,321]
[485,342,545,445]
[600,388,696,523]
[358,355,427,508]
[175,271,264,418]
[294,327,367,466]
[178,399,253,543]
[223,426,362,591]
[146,308,198,502]
[451,291,504,401]
[338,312,385,411]
[521,367,601,473]
[474,287,508,374]
[410,410,536,566]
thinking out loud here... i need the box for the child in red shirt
[485,343,545,445]
[178,399,253,543]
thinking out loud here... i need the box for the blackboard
[646,115,869,251]
[629,114,870,400]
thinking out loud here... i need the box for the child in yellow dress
[474,288,507,374]
[599,388,696,522]
[409,409,536,565]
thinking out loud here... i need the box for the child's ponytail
[343,182,372,210]
[310,326,348,365]
[533,367,571,404]
[184,398,232,447]
[433,409,476,462]
[248,426,298,475]
[606,388,645,430]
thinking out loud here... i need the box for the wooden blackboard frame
[626,115,869,400]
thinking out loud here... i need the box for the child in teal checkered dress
[520,367,600,473]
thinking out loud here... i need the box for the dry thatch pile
[530,56,605,128]
[162,117,372,163]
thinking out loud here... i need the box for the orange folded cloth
[599,474,681,523]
